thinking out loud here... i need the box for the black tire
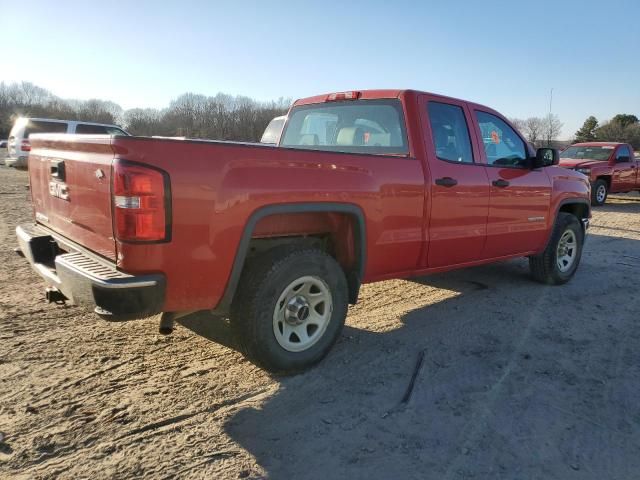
[230,247,348,374]
[591,179,608,206]
[529,212,584,285]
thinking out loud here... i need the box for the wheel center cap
[285,296,310,325]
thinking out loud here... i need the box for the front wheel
[591,179,608,206]
[529,212,584,285]
[230,248,348,374]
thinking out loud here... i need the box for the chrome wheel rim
[273,276,333,352]
[556,230,577,272]
[596,184,606,203]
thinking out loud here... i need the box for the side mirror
[533,147,559,168]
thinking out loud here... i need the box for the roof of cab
[291,89,500,116]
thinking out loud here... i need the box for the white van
[6,118,129,168]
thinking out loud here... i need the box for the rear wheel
[230,248,348,374]
[529,212,583,285]
[591,179,608,206]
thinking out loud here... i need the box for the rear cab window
[280,99,408,155]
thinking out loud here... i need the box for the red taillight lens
[113,161,170,242]
[21,139,31,152]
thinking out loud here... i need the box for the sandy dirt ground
[1,164,639,479]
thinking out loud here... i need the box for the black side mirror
[533,148,559,168]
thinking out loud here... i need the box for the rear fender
[214,203,366,313]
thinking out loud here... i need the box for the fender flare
[552,198,591,239]
[554,198,591,221]
[215,202,367,313]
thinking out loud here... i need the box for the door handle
[492,179,510,188]
[435,177,458,187]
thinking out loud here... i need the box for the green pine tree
[574,116,598,142]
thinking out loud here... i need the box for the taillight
[21,139,31,152]
[326,91,361,102]
[112,161,171,242]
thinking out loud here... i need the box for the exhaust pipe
[45,287,67,304]
[158,310,196,335]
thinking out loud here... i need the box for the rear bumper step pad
[16,223,165,318]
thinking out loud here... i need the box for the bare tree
[519,117,545,146]
[0,80,290,141]
[542,113,563,146]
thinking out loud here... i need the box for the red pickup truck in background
[559,142,640,205]
[16,89,591,373]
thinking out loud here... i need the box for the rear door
[471,110,552,257]
[419,95,490,268]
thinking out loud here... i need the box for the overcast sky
[3,0,639,138]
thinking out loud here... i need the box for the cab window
[476,111,528,168]
[616,145,631,163]
[427,102,474,163]
[280,99,408,155]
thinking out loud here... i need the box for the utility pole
[548,88,554,146]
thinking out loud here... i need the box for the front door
[419,96,490,268]
[611,145,637,192]
[471,110,552,258]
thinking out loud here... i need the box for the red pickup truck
[16,89,591,373]
[559,142,640,205]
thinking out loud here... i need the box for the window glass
[260,117,285,144]
[561,145,614,161]
[476,111,528,167]
[427,102,474,163]
[76,124,126,135]
[24,120,68,136]
[616,145,631,162]
[280,99,408,155]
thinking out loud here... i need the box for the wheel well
[595,176,611,188]
[558,202,589,222]
[246,211,363,304]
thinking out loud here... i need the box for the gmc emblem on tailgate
[49,181,69,201]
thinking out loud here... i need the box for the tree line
[573,114,640,148]
[509,114,563,148]
[509,112,640,150]
[0,81,290,142]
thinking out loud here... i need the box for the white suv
[6,118,129,168]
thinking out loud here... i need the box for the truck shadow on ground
[181,231,640,479]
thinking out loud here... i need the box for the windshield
[561,146,614,161]
[280,99,408,155]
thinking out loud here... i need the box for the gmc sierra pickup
[559,142,640,205]
[16,89,591,373]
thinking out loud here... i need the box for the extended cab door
[611,145,637,192]
[419,96,490,268]
[470,109,552,258]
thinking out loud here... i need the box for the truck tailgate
[28,135,116,261]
